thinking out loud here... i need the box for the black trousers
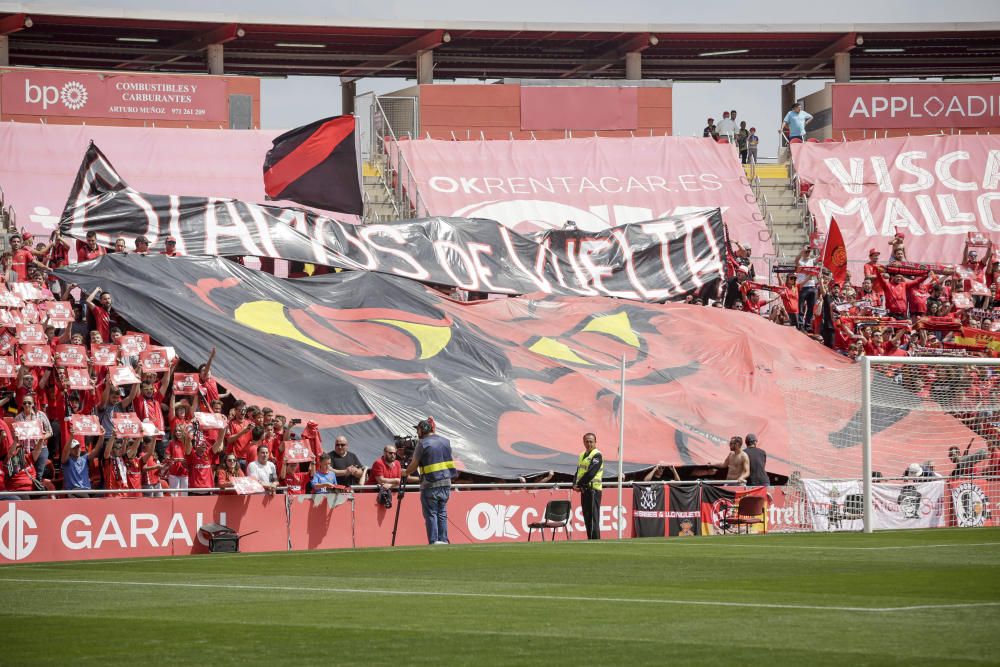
[798,286,817,332]
[581,488,602,540]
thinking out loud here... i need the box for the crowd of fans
[1,222,997,499]
[714,234,999,360]
[0,230,423,499]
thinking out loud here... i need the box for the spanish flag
[955,327,1000,354]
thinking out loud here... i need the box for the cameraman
[404,418,457,545]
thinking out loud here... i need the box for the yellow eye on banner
[582,311,641,348]
[234,300,342,354]
[373,319,452,359]
[528,337,592,366]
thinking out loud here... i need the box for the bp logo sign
[0,503,38,561]
[952,482,990,528]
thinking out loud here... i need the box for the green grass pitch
[3,528,999,666]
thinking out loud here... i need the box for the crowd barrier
[1,478,993,564]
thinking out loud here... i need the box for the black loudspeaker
[199,523,241,553]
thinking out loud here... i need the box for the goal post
[861,356,1000,534]
[780,355,999,534]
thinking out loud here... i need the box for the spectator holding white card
[98,378,139,439]
[14,392,52,485]
[247,444,278,494]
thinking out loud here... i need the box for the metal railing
[373,95,429,220]
[360,181,386,224]
[4,477,755,499]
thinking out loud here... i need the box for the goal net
[781,356,1000,532]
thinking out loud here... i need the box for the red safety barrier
[0,495,288,564]
[3,480,992,564]
[0,488,634,564]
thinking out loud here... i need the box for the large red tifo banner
[0,70,228,122]
[832,83,1000,130]
[791,135,1000,263]
[395,136,773,254]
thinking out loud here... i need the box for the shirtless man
[712,436,750,482]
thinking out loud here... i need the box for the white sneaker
[433,541,449,545]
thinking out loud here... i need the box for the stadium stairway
[746,163,808,259]
[362,158,401,222]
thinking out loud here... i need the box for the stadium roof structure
[1,1,999,81]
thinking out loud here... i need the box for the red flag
[263,115,363,215]
[822,218,848,285]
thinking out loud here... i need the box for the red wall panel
[417,83,672,139]
[520,86,638,131]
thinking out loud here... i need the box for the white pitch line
[2,576,998,614]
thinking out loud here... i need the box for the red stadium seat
[789,137,803,144]
[807,138,820,143]
[823,138,838,143]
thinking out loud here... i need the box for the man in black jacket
[745,433,769,487]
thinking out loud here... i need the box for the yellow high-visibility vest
[575,448,603,490]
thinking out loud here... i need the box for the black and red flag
[263,115,363,215]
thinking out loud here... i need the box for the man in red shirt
[184,423,224,494]
[369,444,405,489]
[196,347,227,411]
[101,437,130,496]
[771,273,799,325]
[161,237,180,257]
[9,234,48,282]
[857,277,884,312]
[962,243,994,307]
[863,248,883,295]
[876,269,926,319]
[225,401,253,466]
[165,423,190,495]
[139,437,163,497]
[907,275,934,319]
[85,287,115,343]
[281,460,309,495]
[76,231,106,263]
[133,358,177,441]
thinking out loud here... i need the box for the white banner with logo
[804,479,946,531]
[803,479,864,532]
[871,480,946,530]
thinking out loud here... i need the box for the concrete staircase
[746,164,808,260]
[362,158,401,222]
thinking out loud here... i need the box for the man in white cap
[60,437,92,496]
